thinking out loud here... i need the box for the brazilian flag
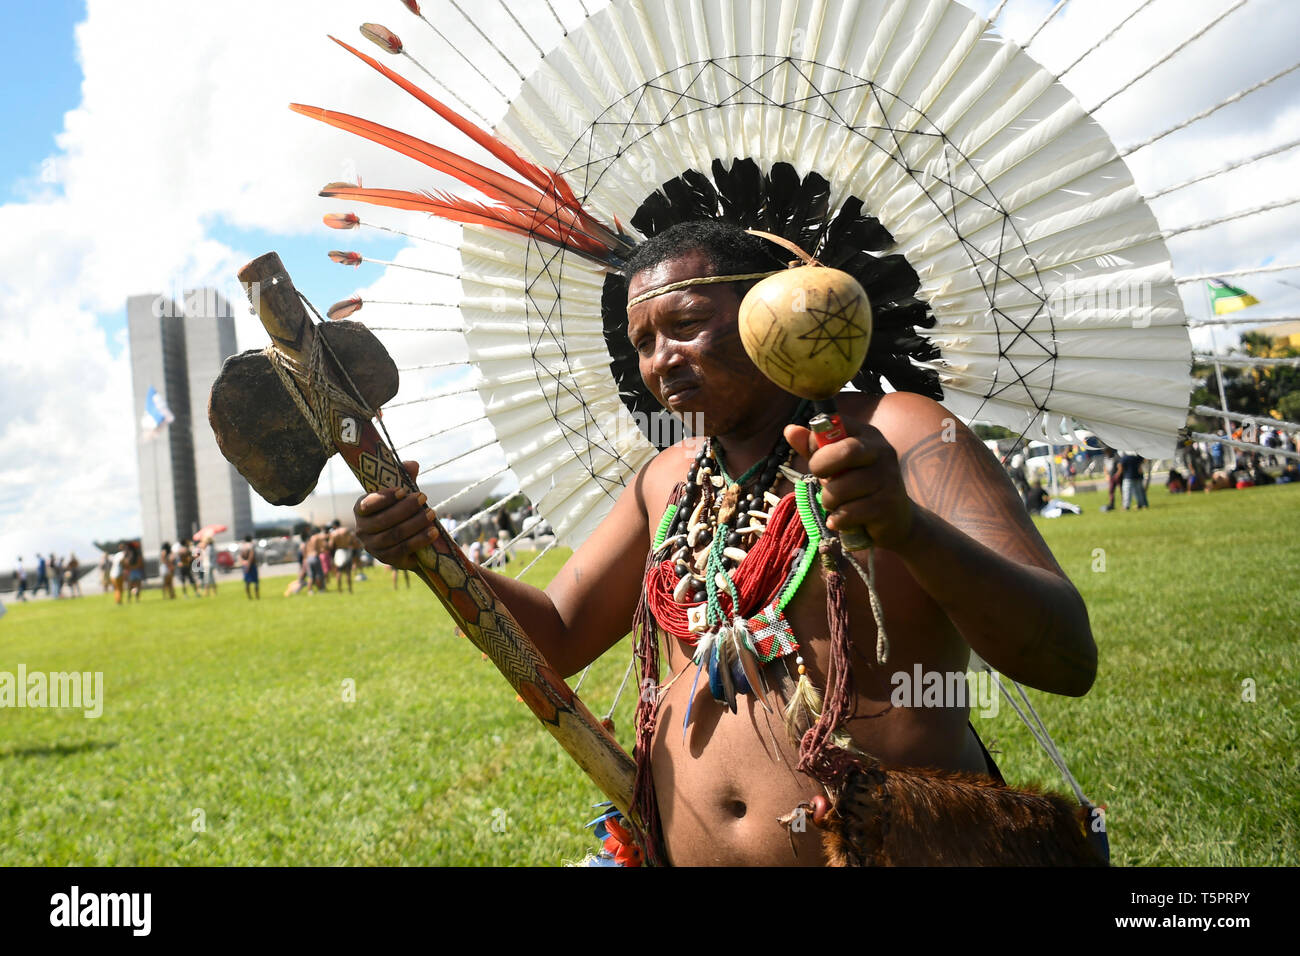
[1208,279,1260,315]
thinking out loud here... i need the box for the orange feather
[317,184,613,261]
[290,103,567,218]
[328,36,559,198]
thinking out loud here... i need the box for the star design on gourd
[796,287,869,362]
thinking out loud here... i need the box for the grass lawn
[1,483,1296,866]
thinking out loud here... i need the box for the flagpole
[152,433,162,549]
[1204,279,1236,470]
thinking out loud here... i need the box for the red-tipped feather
[327,36,563,202]
[291,104,548,210]
[360,23,402,55]
[328,297,364,319]
[293,103,617,249]
[318,183,614,261]
[328,250,363,266]
[324,212,360,230]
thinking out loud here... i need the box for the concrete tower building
[127,289,252,558]
[184,288,252,545]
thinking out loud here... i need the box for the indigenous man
[304,527,328,593]
[354,222,1096,866]
[328,521,362,593]
[238,535,260,600]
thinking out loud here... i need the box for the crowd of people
[1183,428,1300,491]
[284,521,367,597]
[149,537,219,600]
[1001,424,1298,518]
[9,552,84,602]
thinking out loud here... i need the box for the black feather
[602,159,944,444]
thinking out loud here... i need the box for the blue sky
[0,2,85,197]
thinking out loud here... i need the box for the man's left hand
[784,417,915,552]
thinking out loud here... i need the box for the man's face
[626,249,780,436]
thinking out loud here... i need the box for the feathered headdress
[294,0,1209,546]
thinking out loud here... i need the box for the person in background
[329,522,361,594]
[1098,452,1120,512]
[495,508,516,565]
[1251,459,1275,487]
[200,535,218,597]
[126,542,145,602]
[1119,453,1149,510]
[14,557,27,602]
[66,553,82,598]
[175,541,198,597]
[305,527,327,593]
[1023,479,1049,515]
[50,554,63,599]
[160,543,176,599]
[239,535,260,600]
[34,554,49,597]
[110,543,128,606]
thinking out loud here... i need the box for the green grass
[0,554,638,866]
[1,484,1296,865]
[993,484,1299,865]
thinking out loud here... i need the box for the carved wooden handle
[237,252,638,821]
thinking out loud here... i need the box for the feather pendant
[707,635,727,707]
[682,654,706,744]
[728,631,752,697]
[683,631,716,742]
[734,624,773,714]
[717,629,737,713]
[782,672,823,745]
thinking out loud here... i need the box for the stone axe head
[207,255,399,505]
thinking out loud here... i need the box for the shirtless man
[354,223,1095,866]
[328,521,361,593]
[304,528,327,593]
[238,535,260,600]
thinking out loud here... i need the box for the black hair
[624,220,785,300]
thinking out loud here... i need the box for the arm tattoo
[898,429,1058,568]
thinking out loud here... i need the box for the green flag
[1207,279,1259,315]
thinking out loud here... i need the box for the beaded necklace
[631,407,892,863]
[642,402,834,718]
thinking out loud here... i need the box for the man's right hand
[354,460,439,570]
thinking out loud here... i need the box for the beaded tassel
[783,654,823,742]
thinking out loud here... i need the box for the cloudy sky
[1,0,1297,566]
